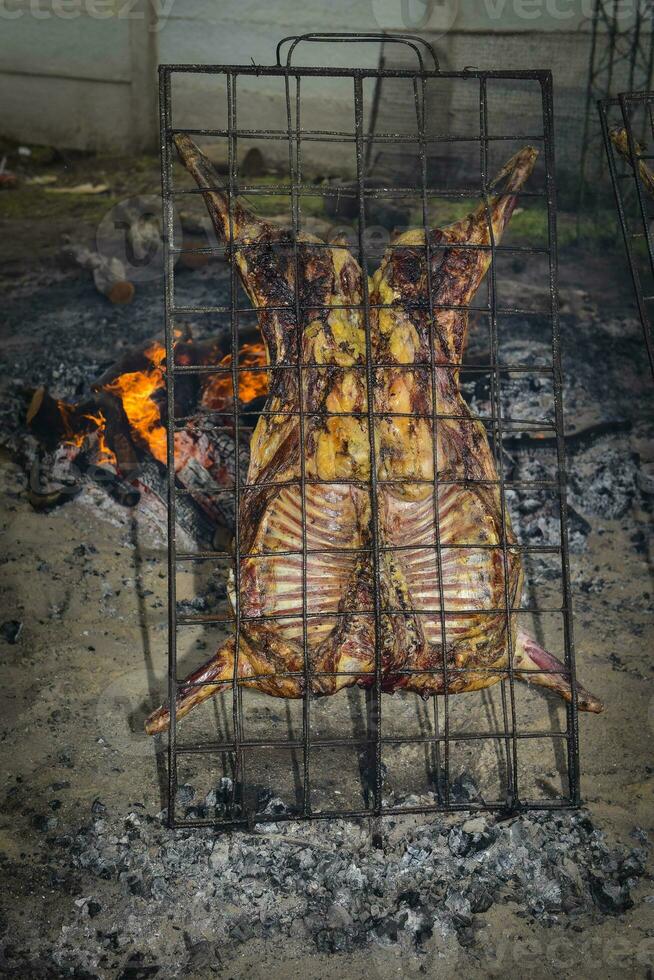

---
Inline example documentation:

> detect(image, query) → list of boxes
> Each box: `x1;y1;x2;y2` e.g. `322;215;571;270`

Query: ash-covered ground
1;204;653;977
15;803;650;977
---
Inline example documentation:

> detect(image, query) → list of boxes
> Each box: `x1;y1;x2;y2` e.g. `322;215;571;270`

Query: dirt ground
0;147;653;978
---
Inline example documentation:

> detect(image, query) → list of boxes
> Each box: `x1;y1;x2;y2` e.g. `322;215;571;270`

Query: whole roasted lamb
145;136;602;735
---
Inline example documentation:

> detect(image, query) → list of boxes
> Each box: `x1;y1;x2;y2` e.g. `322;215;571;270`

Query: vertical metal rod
227;71;246;815
602;103;654;378
578;0;602;227
542;74;581;803
284;69;313;816
479;75;519;807
606;0;619;98
413;73;451;803
645;10;654;101
621;92;654;280
498;680;512;797
481;141;514;791
354;73;385;820
159;67;178;828
432;696;443;803
364;38;386;175
628;3;642;93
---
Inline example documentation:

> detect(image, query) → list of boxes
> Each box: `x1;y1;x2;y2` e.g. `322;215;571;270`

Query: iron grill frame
159;34;581;832
599;89;654;378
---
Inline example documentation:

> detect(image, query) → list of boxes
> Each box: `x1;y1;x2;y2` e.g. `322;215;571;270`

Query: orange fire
61;407;117;467
57;338;267;475
106;342;168;464
84;411;117;466
202;342;269;412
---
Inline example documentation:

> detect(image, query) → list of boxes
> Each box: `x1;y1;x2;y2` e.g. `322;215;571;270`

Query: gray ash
12;798;643;975
569;443;641;520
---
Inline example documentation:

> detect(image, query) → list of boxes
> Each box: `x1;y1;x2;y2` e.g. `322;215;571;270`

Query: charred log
28;443;83;510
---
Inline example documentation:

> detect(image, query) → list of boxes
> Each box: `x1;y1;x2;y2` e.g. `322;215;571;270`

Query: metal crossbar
159;33;580;832
600;90;654;377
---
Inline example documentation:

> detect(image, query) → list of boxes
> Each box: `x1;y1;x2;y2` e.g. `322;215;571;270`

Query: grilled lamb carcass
145;137;602;735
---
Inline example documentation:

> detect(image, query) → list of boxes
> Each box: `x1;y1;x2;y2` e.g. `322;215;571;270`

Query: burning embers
203;343;270;413
25;333;268;530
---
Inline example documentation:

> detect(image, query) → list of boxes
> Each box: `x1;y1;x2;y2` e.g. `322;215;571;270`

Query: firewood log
65;243;135;304
92;391;141;476
26;386;71;448
28;444;83;510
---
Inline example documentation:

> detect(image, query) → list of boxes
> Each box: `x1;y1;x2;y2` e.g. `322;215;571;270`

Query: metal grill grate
600;90;654;378
158;33;583;832
579;0;654;226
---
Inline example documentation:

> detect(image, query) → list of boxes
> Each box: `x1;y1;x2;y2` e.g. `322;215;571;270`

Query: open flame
106;342;168;464
61;408;117;467
83;411;117;466
202;342;269;412
57;339;268;473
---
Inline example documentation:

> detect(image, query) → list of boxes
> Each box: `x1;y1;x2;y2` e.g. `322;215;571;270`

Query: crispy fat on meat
145;139;602;736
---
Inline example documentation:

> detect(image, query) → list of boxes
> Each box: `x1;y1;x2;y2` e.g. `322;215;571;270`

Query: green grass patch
0;185;122;224
239;175;327;218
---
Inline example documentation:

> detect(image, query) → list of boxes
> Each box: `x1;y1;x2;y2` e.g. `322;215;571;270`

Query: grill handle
275;32;440;72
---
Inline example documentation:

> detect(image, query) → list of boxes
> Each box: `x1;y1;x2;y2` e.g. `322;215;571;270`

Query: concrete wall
156;0;649;182
0;0;158;152
0;0;651;182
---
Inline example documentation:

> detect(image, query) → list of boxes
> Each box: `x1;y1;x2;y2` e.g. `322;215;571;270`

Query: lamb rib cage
158;35;585;831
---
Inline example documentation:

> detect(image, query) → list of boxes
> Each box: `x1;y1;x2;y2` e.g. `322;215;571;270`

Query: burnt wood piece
80;441;141;508
27;384;139;475
28;443;83;510
28;424;139;511
91;390;141;477
26;387;72;449
172;339;218;421
175;422;250;533
92;349;160;391
91;337;223;390
65;243;135;304
136;455;216;548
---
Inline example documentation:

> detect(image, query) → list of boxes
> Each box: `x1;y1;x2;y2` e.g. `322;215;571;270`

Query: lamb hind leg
514;630;604;713
144;637;253;735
